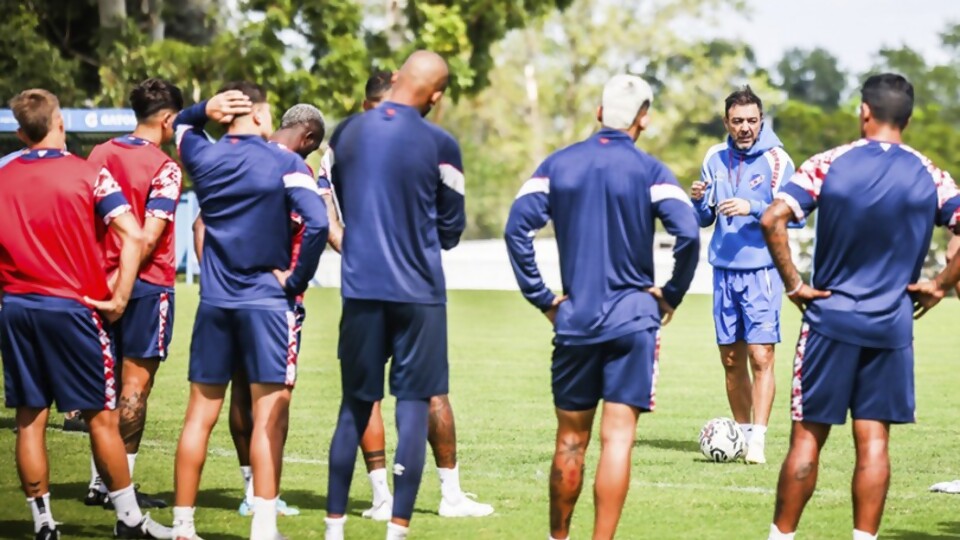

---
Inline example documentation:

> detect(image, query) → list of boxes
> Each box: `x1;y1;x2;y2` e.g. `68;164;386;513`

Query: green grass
2;286;960;539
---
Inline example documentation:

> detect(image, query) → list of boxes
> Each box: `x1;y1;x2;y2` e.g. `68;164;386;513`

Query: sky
729;0;957;73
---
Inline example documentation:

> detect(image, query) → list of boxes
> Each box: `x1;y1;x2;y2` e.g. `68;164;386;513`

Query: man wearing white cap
505;74;700;540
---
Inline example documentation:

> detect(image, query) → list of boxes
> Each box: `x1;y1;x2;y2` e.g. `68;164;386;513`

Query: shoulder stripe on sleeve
440;163;465;195
650;183;693;207
175;125;191;150
283;172;321;194
901;144;960;209
775;192;804;222
515;177;550;199
764;147;791;192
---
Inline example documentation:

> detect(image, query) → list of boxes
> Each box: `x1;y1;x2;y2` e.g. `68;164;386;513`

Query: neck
29;134;64;150
602;125;640;142
270;129;297;150
385;87;424;114
227;117;261;137
131;124;163;146
863;123;903;144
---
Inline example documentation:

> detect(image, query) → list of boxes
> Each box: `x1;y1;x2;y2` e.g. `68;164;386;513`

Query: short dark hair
130;78;184;121
216;81;267;104
861;73;914;129
365;70;393;101
724;85;763;117
9;88;59;144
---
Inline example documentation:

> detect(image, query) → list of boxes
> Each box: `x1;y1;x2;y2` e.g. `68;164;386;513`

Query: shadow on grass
0;520;112;540
885;521;960;539
633;438;700;453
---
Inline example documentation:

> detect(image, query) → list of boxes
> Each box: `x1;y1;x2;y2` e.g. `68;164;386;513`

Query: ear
430;90;443;106
860;102;871;121
390;71;399;85
596;106;603;124
638;109;650;131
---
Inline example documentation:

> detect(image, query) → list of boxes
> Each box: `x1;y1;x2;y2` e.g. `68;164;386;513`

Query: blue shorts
552;329;660;412
791;323;915;425
713;267;782;345
188;303;299;386
1;294;118;411
293;303;306;353
338;299;448;402
115;290;174;360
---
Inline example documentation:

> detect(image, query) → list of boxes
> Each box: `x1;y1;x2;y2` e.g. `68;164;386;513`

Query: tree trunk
145;0;165;42
98;0;127;28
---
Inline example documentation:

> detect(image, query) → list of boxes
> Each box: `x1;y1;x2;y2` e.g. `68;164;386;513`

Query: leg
720;342;752;424
360;400;387;472
772;421;831;533
248;383;292;500
327;396;375;517
16;407;51;499
428;394;456;468
118;357;159;456
229;368;254;468
550;408;595;540
593;402;640;540
392;398;431;527
747;344;776;428
173;383;227;507
851;420;890;535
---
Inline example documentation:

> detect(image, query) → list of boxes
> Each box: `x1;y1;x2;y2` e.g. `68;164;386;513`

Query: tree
775;47;847;110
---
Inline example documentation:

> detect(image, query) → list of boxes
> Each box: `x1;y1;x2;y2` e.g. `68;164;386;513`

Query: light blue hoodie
695;125;795;270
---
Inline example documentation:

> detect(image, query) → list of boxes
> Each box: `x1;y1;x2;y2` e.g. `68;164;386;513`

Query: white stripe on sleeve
439;163;465;195
515;177;550;199
775;192;805;221
283;172;321;194
650;183;693;207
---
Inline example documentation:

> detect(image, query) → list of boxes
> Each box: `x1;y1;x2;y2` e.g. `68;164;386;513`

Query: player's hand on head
648;286;675;325
82;295;126;324
690;181;708;201
717;197;750;217
543;295;568;325
206;90;253;124
786;283;831;313
907;280;947;319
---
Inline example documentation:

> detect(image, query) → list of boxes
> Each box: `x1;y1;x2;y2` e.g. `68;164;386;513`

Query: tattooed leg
772;421;831;534
550;407;596;539
118;358;160;454
16;407;51;498
428;394;457;469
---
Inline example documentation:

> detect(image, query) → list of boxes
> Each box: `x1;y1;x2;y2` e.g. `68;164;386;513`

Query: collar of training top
21;148;68;160
594;127;632;143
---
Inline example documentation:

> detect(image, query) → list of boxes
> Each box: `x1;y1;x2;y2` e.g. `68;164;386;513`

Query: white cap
601;74;654;130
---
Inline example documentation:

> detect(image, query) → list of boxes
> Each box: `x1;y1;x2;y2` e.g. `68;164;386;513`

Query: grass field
2;286;960;539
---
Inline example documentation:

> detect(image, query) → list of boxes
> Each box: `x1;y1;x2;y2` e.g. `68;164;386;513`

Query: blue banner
0;108;137;133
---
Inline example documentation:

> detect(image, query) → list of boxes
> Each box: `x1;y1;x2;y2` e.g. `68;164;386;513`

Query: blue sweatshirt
505;128;701;345
321;102;466;304
696;126;795;270
175;102;329;308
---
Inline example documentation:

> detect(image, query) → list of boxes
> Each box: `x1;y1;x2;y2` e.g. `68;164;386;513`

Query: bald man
320;51;467;540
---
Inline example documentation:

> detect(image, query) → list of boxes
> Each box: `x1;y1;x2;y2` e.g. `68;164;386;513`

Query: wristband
786;281;803;297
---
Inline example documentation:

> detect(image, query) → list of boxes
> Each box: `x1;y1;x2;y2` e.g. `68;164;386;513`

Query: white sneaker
745;440;766;464
438;493;494;517
324;517;346;540
930;480;960;493
361;499;392;521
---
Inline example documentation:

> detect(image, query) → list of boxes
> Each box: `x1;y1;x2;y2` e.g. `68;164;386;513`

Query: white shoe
438;493;494;517
745;440;766;464
930;480;960;493
361;499;392;521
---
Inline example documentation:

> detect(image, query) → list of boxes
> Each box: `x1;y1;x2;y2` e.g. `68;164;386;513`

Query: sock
27;494;55;533
240;465;254;504
127;453;138;477
369;468;392;505
173;506;196;536
326;397;374;515
324;516;346;540
853;530;877;540
768;524;795;540
740;423;754;445
392;399;429;521
753;425;768;444
89;455;100;488
250;497;278;539
386;522;409;540
549;536;569;540
437;463;463;503
110;484;144;527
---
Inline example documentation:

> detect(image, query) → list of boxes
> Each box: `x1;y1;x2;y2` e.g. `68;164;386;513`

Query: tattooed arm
760;200;830;312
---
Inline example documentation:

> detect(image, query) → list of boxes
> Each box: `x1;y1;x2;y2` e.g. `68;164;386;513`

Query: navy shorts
1;294;118;411
338;299;448;401
552;328;660;412
115;290;174;360
791;323;915;425
713;267;782;345
189;303;299;387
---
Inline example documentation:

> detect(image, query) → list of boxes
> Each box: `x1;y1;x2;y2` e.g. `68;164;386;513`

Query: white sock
325;516;346;540
110;484;144;527
753;425;768;444
549;536;569;540
173;506;196;538
90;455;108;493
127;453;138;477
438;463;463;502
740;423;754;445
369;468;392;505
250;497;278;539
768;524;795;540
240;466;253;503
853;530;877;540
27;494;55;533
386;522;409;540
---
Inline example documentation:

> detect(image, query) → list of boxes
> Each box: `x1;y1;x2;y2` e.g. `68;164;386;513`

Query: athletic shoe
35;525;60;540
745;440;766;465
930;480;960;494
360;498;392;521
237;498;301;516
438;493;494;517
84;485;109;507
62;413;88;433
104;486;168;509
114;514;173;539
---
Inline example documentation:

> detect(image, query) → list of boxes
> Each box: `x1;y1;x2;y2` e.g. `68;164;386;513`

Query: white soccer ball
699;417;745;463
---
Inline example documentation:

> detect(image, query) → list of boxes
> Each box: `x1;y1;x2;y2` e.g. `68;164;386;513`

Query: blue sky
730;0;957;72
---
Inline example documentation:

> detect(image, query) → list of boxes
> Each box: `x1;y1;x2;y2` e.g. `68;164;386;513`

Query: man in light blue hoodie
690;86;795;465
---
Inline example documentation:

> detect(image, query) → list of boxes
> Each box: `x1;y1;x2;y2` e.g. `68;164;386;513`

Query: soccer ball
699;417;745;463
